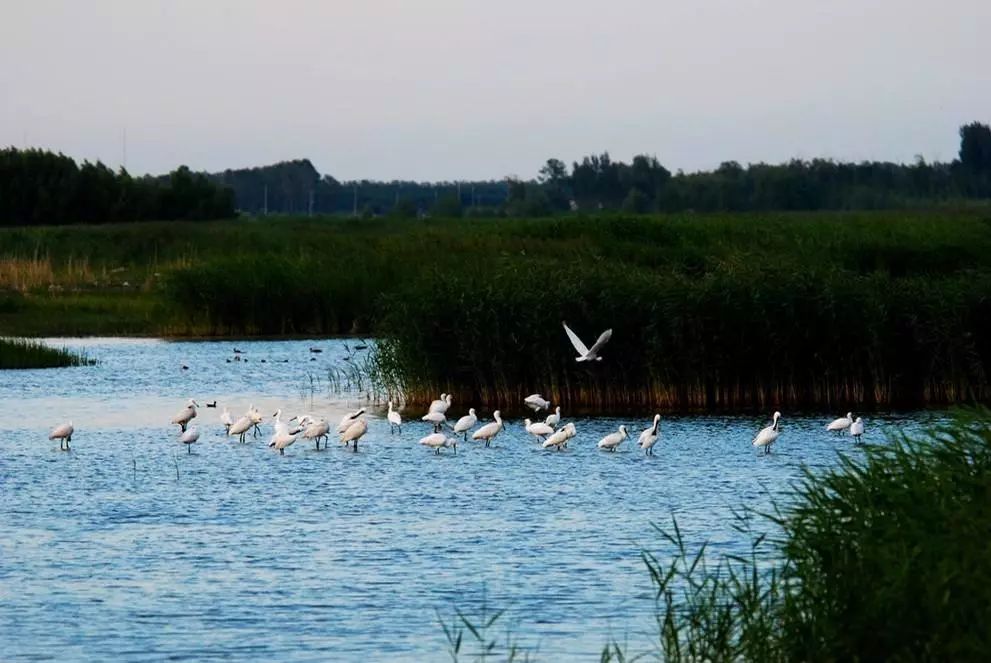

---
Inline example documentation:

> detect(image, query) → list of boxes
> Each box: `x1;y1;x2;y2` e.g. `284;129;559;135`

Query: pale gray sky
2;1;989;180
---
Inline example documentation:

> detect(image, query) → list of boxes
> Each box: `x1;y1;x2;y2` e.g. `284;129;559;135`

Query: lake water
0;338;946;660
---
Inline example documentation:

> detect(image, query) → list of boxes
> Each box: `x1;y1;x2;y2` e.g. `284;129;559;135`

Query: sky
1;1;989;181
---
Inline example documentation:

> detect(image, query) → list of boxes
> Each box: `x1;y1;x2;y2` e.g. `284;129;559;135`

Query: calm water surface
0;338;946;660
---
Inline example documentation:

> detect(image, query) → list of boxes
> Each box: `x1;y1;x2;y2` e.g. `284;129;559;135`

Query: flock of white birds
43;322;868;455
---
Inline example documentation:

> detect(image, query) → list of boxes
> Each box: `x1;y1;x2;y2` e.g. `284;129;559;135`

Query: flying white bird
219;406;234;434
179;427;200;453
562;322;613;362
542;422;576;450
337;408;366;433
524;394;550;412
422;411;447;433
753;411;782;454
826;412;853;434
387;401;402;433
472;410;503;447
428;393;452;415
597;425;629;451
171;399;198;432
340;417;368;452
638;414;661;455
524;418;555;441
49;421;74;450
452;408;478;440
850;416;865;444
419;433;457;454
544;406;562;428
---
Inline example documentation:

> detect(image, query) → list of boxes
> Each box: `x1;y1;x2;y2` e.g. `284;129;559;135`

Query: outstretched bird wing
562;322;590;356
588;329;613;355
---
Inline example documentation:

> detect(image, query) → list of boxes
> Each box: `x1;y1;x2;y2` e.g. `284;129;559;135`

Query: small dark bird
233;348;243;354
309;347;322;353
206;401;217;408
310;357;316;361
181;365;189;370
282;359;289;363
226;359;232;363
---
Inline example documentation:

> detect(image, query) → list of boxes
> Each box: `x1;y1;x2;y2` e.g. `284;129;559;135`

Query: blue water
0;338;945;660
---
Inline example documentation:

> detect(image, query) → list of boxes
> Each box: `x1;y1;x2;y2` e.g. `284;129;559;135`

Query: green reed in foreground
444;411;991;661
0;337;91;369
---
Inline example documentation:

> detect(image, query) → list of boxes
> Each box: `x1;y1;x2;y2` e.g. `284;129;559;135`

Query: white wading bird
542;422;576;450
597;425;628;452
562;322;613;362
753;411;782;454
340;417;368;452
452;408;478;440
270;428;298;455
387;401;403;434
638;414;661;455
248;404;263;437
219;406;234;434
228;413;253;443
544;406;562;428
428;393;452;415
850;416;865;444
337;408;365;433
301;418;330;450
472;410;503;447
171;399;198;433
179;427;200;453
422;411;447;433
49;421;74;450
524;394;550;412
419;433;457;454
827;412;853;434
524;418;555;442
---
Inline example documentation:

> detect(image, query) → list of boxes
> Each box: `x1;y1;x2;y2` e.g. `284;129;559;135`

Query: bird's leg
187;444;191;454
280;448;284;456
352;440;358;452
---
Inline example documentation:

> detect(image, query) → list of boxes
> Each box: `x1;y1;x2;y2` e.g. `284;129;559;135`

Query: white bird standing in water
171;399;198;433
248;404;263;437
472;410;503;447
419;433;457;454
562;322;613;362
300;418;330;450
544;406;562;428
429;393;452;415
49;421;74;450
597;425;629;451
340;417;368;452
337;408;365;433
542;422;576;450
387;401;403;434
422;411;447;433
452;408;478;440
850;416;865;444
524;418;554;442
228;413;253;443
524;394;550;412
270;429;297;455
219;406;234;434
827;412;853;434
179;427;200;453
753;411;782;454
638;414;661;455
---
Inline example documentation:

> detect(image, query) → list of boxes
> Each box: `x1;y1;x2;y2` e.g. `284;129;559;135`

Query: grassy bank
443;411;991;661
2;211;991;408
0;338;90;369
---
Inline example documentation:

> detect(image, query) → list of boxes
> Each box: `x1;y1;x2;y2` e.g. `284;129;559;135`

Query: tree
621;187;651;213
959;122;991;173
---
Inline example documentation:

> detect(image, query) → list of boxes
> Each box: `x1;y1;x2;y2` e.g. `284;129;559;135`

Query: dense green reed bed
2;211;991;407
0;337;90;369
445;412;991;661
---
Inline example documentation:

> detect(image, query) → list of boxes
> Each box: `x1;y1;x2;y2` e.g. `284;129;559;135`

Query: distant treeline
213;122;991;217
0;148;234;226
3;122;990;225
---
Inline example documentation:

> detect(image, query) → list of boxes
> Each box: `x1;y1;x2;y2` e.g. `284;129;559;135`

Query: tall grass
3;212;991;408
0;338;91;368
448;411;991;660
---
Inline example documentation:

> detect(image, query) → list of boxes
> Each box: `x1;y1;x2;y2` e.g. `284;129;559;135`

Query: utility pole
122;127;127;171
